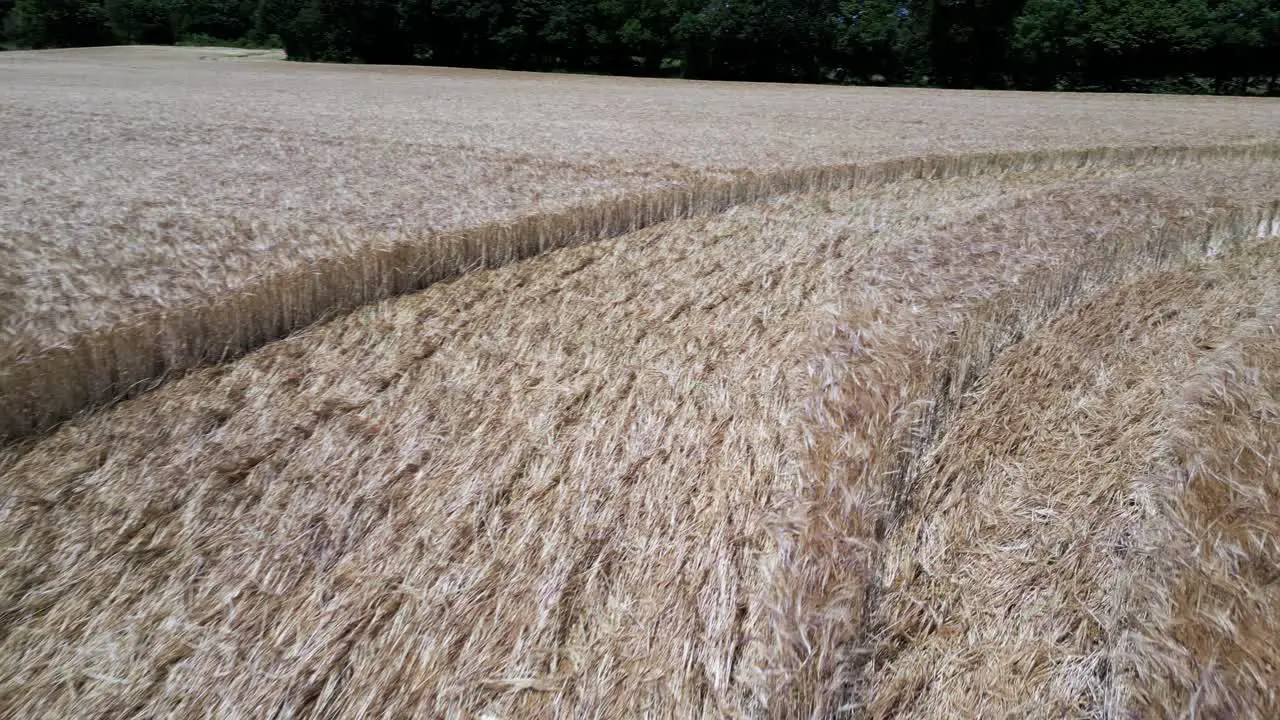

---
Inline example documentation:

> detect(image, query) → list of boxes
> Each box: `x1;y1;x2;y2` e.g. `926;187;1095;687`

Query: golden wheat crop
3;130;1278;720
5;47;1280;438
846;237;1280;718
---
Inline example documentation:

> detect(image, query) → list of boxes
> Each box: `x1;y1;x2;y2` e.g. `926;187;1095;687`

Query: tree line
3;0;1278;93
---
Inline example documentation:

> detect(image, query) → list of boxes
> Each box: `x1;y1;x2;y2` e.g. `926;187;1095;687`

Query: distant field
2;46;1280;718
4;48;1280;360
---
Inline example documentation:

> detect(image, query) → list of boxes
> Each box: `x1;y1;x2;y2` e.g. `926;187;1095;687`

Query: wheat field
2;47;1280;718
5;47;1280;437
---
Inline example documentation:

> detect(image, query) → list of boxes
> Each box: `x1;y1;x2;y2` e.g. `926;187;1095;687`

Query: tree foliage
3;0;1278;95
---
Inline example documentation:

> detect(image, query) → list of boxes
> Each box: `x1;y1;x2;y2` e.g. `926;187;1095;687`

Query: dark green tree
2;0;15;44
6;0;1273;94
1079;0;1211;89
422;0;505;66
8;0;115;46
1198;0;1280;92
539;0;597;69
1011;0;1084;88
834;0;924;82
278;0;408;62
925;0;1027;88
1264;0;1280;92
105;0;177;43
594;0;682;73
673;0;837;81
175;0;259;42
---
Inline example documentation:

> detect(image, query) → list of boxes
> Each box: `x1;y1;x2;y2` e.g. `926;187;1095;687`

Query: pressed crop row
3;143;1278;440
759;199;1280;715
